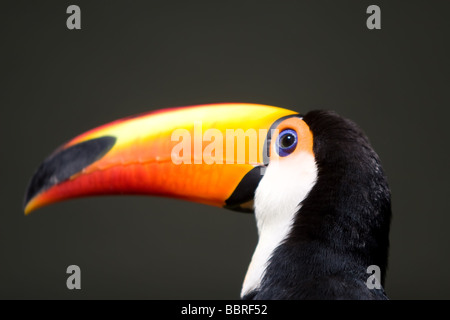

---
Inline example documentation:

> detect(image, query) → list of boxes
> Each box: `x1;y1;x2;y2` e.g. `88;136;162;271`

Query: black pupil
280;133;294;148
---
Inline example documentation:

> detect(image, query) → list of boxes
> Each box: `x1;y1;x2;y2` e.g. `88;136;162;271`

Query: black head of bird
24;103;391;299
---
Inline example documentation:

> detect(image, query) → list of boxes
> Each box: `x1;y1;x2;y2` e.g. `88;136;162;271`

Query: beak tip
23;175;40;215
23;195;46;215
23;203;32;216
22;135;117;216
23;194;35;215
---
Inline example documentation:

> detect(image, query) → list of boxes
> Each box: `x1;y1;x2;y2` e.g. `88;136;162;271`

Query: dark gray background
1;1;449;299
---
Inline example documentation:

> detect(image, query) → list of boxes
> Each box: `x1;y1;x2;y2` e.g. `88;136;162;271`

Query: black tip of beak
24;136;116;209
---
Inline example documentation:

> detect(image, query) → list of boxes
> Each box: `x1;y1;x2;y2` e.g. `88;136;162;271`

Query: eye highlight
276;129;298;157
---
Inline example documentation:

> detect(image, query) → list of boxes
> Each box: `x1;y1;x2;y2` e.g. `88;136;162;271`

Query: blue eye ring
276;129;298;157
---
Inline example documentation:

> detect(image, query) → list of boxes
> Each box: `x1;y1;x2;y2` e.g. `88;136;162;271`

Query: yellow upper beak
24;103;298;215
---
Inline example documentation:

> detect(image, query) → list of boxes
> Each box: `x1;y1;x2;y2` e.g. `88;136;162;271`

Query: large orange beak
24;103;298;215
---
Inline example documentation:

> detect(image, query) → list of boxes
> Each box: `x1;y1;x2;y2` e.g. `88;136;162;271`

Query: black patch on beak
224;166;264;213
24;136;116;208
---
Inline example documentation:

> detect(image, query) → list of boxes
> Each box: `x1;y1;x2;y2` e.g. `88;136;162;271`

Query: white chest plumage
241;151;318;297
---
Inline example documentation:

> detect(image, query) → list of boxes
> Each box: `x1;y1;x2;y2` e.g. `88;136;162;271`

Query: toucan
23;103;391;300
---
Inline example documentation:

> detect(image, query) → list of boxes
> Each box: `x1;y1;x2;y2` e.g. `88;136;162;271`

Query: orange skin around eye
270;117;314;161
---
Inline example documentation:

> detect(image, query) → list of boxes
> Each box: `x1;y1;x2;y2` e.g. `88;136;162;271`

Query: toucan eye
276;129;298;157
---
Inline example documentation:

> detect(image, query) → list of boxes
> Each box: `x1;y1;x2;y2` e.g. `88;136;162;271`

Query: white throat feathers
241;151;318;297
